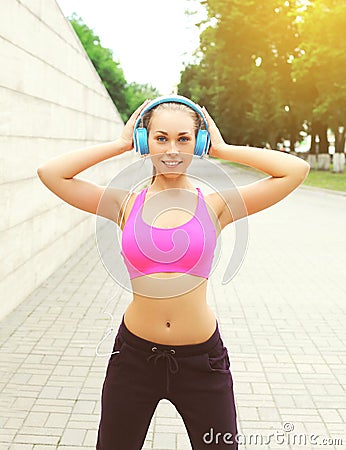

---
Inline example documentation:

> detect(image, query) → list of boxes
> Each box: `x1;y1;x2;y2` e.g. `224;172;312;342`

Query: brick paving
1;164;345;449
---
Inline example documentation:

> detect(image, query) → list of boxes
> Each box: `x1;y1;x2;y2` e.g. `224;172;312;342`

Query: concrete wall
0;0;135;320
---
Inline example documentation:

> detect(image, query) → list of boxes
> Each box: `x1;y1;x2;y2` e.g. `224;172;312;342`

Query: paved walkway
1;164;345;450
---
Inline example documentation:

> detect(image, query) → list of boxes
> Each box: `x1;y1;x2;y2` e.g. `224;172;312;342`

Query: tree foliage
292;0;346;129
178;0;346;150
69;13;159;121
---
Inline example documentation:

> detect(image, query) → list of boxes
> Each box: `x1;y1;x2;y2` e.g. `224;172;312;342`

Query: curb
299;183;346;197
216;160;346;197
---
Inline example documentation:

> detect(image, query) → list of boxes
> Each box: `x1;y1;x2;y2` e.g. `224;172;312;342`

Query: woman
37;96;310;450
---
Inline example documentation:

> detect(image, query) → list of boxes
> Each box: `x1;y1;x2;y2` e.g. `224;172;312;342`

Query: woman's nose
167;142;179;154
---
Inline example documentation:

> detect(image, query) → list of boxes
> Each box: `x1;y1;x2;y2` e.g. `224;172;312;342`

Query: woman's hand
118;99;151;152
201;106;226;156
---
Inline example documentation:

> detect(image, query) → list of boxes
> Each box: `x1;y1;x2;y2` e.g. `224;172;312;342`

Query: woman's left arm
202;107;310;221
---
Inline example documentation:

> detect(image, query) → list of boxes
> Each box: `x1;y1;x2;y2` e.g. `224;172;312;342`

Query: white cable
95;155;148;357
95;288;121;357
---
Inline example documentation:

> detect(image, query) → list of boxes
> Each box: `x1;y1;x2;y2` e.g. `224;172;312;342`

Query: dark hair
141;102;203;185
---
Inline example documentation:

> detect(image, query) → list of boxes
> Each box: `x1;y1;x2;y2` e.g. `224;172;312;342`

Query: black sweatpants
96;315;238;449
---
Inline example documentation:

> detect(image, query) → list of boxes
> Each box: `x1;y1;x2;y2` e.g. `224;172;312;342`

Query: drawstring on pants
147;346;179;393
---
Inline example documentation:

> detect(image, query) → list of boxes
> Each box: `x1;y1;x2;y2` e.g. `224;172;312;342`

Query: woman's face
147;109;196;178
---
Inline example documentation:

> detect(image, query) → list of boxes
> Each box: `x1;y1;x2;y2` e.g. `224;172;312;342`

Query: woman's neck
149;175;195;192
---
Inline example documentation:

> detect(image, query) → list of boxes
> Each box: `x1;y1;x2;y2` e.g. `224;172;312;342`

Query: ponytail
150;165;157;185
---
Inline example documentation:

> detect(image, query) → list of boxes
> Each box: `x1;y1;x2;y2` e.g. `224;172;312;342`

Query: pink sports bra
120;186;217;280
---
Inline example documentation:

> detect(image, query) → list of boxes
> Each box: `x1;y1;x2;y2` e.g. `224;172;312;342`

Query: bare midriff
123;272;217;345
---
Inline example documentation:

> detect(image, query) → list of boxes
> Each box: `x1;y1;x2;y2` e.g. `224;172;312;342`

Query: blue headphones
133;95;211;158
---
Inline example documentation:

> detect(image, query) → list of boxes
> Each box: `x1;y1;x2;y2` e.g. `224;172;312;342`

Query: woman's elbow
299;161;310;182
37;166;45;180
36;166;57;187
289;161;310;189
37;166;49;182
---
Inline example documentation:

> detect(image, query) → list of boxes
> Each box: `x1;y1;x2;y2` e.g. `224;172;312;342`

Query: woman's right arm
37;138;130;222
37;100;150;223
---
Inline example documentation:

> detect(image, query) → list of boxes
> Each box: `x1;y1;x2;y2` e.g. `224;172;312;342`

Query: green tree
69;13;129;120
69;13;159;121
125;82;160;113
179;0;302;147
291;0;346;154
179;0;346;154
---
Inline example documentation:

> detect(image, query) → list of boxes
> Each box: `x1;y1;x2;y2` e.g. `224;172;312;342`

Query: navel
166;321;171;328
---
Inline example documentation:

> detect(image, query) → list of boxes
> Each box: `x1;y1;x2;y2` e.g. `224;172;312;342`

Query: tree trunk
267;131;276;150
333;127;345;173
318;123;329;154
307;122;317;169
315;122;330;170
309;122;317;155
288;109;297;153
335;127;345;153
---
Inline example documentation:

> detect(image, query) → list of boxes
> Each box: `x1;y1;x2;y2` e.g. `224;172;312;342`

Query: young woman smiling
37;96;310;450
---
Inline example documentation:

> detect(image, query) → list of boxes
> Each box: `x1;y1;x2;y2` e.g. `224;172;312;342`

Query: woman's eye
156;136;190;143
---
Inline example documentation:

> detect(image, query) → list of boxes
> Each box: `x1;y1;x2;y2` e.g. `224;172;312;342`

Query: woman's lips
162;161;182;166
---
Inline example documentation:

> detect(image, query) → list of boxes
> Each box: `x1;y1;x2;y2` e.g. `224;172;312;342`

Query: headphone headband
133;95;210;157
134;95;209;131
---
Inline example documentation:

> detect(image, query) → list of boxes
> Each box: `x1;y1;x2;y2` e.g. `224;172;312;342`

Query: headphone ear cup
194;130;209;156
135;128;149;156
